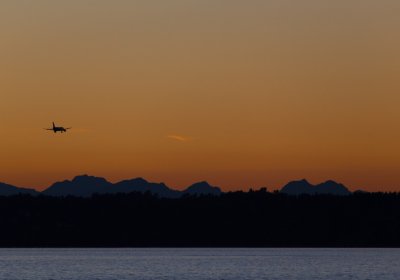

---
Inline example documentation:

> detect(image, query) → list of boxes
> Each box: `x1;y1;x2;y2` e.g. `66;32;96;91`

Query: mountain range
0;175;352;197
0;182;38;196
280;179;351;195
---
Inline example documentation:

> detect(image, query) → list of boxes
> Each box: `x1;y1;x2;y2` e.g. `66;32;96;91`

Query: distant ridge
42;175;221;198
280;179;351;196
43;175;112;197
113;178;181;198
0;176;352;197
0;182;38;196
280;179;313;195
183;181;222;196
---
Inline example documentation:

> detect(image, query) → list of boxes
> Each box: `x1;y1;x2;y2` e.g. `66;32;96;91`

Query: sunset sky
1;1;400;192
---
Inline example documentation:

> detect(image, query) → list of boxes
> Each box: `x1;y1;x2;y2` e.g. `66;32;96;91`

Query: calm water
0;248;398;280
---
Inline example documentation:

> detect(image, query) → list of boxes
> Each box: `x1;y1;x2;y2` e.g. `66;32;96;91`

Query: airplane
44;122;72;133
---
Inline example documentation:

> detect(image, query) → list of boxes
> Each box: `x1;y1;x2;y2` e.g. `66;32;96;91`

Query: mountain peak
184;181;222;195
281;179;314;195
72;175;109;183
315;180;350;195
293;179;313;186
281;179;350;196
112;178;179;198
121;177;148;185
44;175;111;197
321;179;341;185
190;181;212;187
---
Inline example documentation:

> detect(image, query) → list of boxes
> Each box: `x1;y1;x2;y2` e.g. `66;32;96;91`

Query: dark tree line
0;190;400;247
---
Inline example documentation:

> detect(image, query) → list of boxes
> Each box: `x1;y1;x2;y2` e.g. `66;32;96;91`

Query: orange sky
1;1;400;192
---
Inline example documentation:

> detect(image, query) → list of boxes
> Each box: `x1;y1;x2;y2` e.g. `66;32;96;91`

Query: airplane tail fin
52;122;55;128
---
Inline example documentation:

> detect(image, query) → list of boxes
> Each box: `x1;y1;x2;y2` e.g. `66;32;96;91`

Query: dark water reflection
0;248;398;280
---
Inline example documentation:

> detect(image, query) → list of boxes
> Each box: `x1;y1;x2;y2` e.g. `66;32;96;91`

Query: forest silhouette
1;190;400;247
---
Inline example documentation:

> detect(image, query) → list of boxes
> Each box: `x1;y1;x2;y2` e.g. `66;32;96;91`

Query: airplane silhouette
44;122;71;133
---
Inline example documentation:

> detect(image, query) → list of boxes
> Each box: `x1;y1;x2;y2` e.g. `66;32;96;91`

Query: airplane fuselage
45;122;71;133
52;127;67;133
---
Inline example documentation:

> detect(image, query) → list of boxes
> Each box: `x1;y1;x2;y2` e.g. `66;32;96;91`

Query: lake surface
0;248;398;280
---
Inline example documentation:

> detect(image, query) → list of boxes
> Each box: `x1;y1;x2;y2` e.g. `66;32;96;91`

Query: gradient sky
1;1;400;192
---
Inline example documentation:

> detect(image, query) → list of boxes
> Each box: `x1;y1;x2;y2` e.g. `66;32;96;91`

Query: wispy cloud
167;134;190;142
